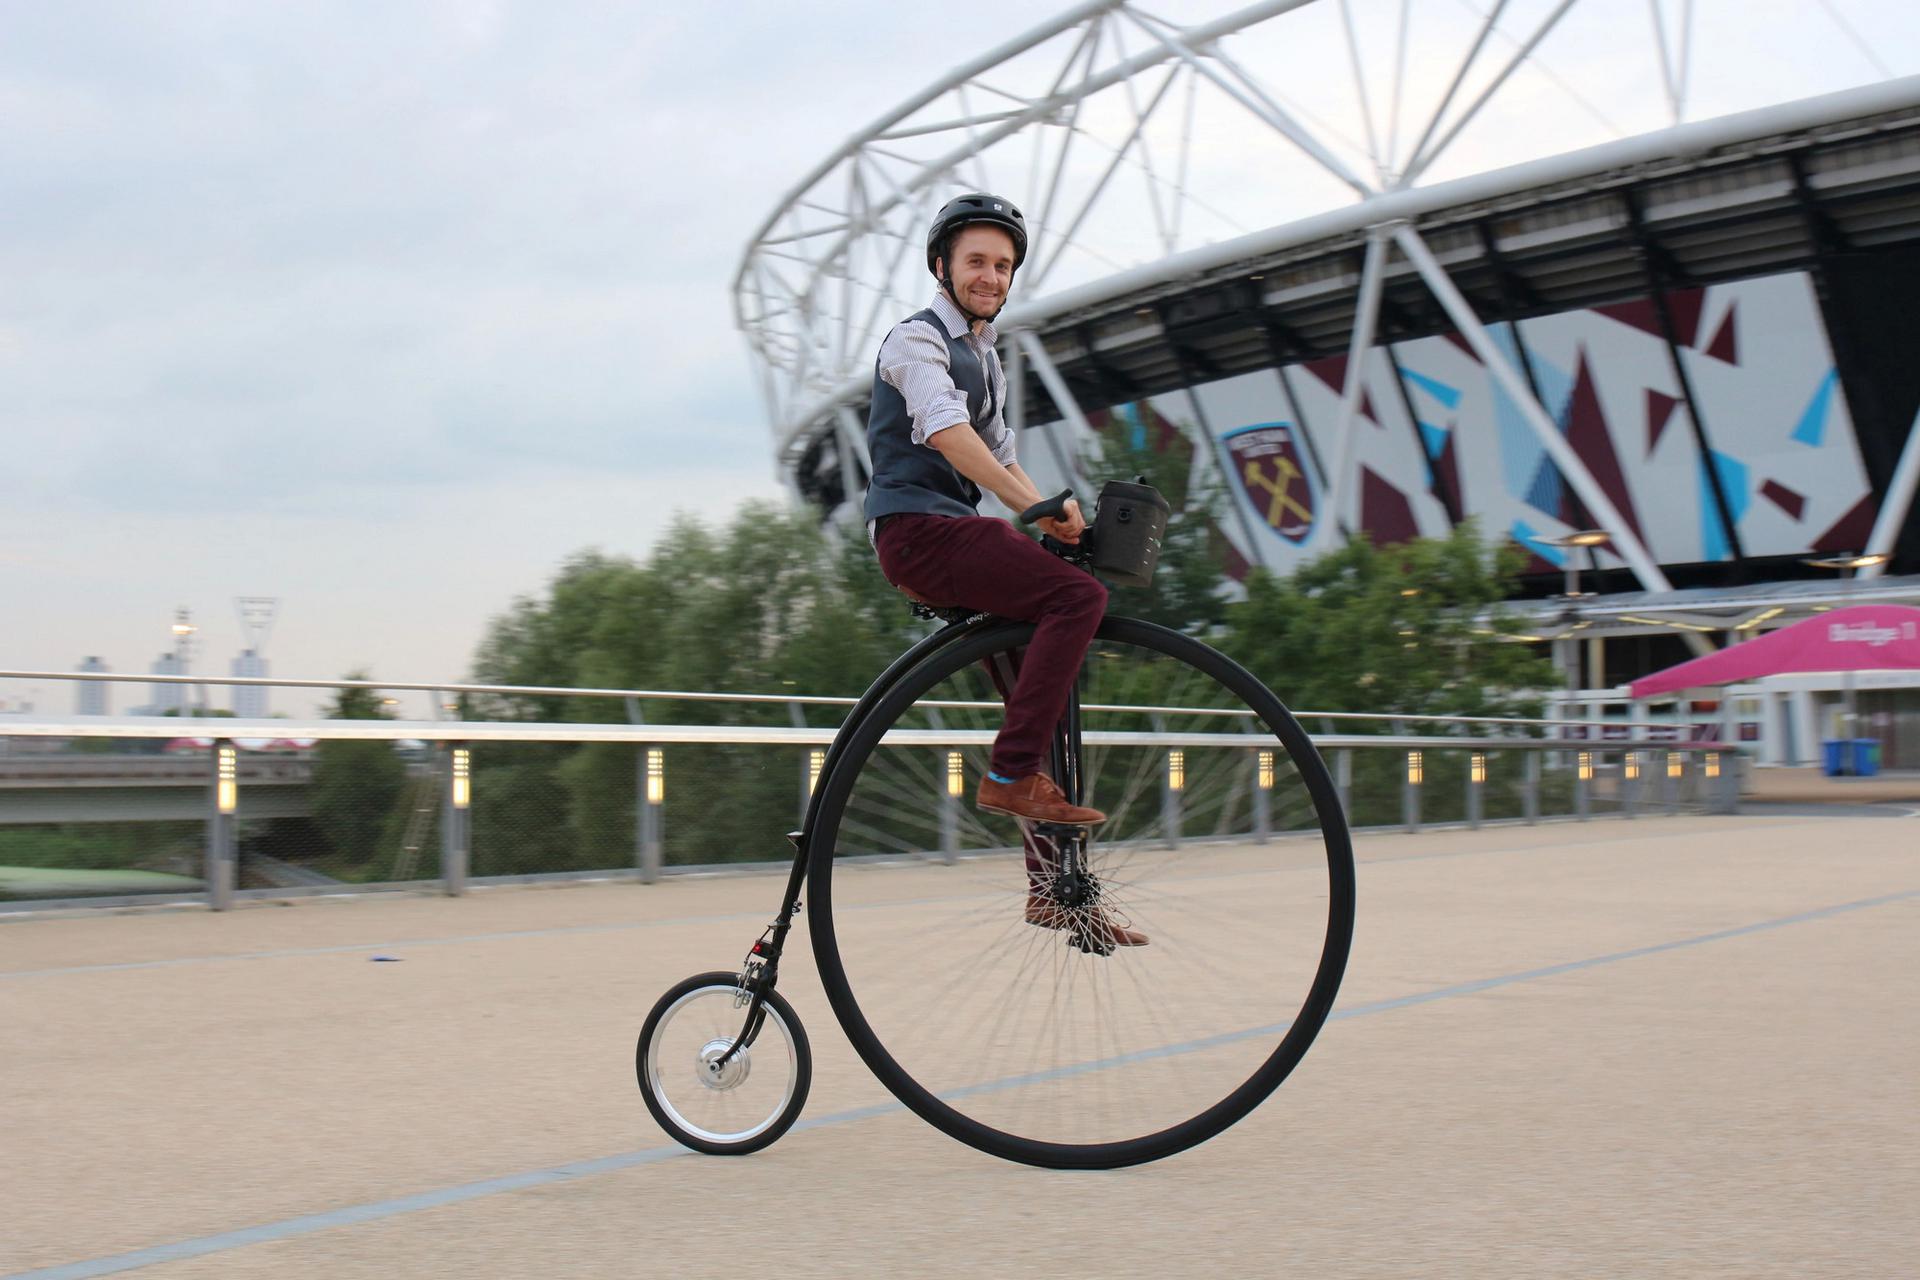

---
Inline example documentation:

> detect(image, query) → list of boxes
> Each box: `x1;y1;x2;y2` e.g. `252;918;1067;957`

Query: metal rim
644;984;801;1145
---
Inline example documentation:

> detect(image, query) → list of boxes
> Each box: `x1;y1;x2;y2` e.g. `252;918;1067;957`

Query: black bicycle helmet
925;193;1028;277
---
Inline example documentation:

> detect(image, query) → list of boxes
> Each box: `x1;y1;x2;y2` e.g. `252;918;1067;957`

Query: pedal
785;830;806;850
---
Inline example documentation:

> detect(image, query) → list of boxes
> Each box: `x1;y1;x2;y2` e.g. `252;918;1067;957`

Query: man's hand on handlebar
1035;499;1086;545
1018;489;1086;544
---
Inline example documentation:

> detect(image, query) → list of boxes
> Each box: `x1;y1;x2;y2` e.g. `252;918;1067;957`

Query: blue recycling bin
1821;739;1847;776
1824;738;1882;776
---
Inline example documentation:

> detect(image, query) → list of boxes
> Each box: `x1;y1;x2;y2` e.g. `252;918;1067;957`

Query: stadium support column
1007;333;1084;497
1158;311;1270;571
834;407;873;517
1319;229;1390;543
1393;225;1673;595
1859;402;1920;579
1015;332;1093;497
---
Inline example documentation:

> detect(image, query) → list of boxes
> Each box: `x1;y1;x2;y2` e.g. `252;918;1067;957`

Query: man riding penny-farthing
637;194;1355;1170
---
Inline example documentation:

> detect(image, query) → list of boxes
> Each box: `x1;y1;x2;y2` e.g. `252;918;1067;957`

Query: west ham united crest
1224;423;1315;544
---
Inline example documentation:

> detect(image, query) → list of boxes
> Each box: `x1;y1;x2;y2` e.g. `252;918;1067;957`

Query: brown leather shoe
1025;894;1149;947
976;773;1107;825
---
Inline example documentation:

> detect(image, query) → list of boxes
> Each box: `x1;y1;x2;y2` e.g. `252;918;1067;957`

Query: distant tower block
232;597;279;718
231;649;269;718
149;651;186;714
76;656;110;716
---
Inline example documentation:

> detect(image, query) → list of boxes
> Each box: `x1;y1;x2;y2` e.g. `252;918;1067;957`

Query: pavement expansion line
7;884;1916;1280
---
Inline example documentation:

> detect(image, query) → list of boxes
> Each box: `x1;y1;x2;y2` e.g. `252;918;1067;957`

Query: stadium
735;0;1920;768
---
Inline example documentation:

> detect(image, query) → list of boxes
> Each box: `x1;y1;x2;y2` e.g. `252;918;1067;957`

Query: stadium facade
736;1;1920;766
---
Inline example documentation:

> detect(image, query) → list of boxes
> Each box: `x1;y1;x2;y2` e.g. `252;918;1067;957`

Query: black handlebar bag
1088;480;1172;588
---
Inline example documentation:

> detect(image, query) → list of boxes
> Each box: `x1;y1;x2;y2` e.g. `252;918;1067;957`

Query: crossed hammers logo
1243;455;1312;528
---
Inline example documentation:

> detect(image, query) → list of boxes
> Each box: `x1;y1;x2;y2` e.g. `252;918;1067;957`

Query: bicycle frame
719;535;1106;1064
717;607;996;1065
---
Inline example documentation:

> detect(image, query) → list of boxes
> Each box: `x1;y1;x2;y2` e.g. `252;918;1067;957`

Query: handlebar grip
1019;489;1074;526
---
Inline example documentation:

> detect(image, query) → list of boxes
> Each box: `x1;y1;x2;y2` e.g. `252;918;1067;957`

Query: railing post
1718;751;1742;814
638;747;664;883
1336;748;1352;821
941;750;961;865
206;740;237;911
1252;748;1272;844
443;744;470;896
1403;749;1423;833
1623;749;1640;819
1664;750;1682;815
1163;748;1184;849
1524;750;1541;824
793;702;816;828
1576;749;1592;821
1467;751;1485;830
803;748;824;828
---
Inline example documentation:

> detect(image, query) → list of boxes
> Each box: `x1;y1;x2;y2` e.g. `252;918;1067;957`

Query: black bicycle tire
806;616;1356;1170
636;970;813;1156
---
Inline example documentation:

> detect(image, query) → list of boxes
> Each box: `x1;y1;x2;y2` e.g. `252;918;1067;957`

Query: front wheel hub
696;1038;751;1091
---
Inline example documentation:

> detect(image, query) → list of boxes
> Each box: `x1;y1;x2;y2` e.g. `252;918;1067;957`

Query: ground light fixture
216;744;238;814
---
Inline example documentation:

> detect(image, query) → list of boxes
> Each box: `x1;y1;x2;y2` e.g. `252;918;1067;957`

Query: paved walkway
1744;764;1920;805
2;812;1915;1278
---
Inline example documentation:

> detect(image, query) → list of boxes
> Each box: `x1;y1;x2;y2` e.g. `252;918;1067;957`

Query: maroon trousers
874;513;1108;779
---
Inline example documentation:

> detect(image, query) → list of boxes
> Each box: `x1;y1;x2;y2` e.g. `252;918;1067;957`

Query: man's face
941;224;1016;317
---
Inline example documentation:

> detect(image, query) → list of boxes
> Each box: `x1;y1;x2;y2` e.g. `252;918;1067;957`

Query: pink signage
1629;605;1920;699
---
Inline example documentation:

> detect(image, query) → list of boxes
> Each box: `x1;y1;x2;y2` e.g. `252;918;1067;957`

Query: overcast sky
2;0;1068;715
4;1;1914;718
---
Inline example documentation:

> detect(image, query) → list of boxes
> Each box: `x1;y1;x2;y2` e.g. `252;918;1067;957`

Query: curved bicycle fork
712;609;998;1068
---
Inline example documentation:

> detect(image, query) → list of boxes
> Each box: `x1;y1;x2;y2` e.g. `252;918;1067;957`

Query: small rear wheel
637;971;811;1155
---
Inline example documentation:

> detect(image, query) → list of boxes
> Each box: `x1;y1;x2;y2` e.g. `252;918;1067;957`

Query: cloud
5;0;1915;689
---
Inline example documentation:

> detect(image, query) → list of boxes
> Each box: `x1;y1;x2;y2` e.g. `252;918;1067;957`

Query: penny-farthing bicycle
637;480;1355;1170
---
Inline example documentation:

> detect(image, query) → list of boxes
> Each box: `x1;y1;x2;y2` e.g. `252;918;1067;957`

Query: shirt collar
929;292;996;345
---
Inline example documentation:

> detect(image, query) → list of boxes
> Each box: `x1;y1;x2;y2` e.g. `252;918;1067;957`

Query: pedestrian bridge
0;755;315;824
2;807;1913;1278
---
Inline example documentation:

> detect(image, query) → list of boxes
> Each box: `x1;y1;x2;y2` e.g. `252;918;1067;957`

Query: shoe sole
976;802;1107;826
1023;915;1149;946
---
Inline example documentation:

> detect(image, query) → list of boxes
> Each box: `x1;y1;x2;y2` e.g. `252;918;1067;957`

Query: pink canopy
1629;604;1920;700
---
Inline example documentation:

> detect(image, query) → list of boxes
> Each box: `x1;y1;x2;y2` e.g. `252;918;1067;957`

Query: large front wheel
807;617;1354;1169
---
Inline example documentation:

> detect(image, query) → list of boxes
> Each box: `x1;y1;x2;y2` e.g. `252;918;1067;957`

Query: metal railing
0;670;1742;913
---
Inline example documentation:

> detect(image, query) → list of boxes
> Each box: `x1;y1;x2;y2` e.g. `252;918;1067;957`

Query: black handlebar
1019;489;1074;526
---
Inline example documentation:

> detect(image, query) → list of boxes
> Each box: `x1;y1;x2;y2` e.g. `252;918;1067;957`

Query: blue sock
988;771;1017;784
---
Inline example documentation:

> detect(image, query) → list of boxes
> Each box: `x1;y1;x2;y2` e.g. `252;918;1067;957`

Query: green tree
308;677;406;869
464;505;925;869
1219;521;1552;722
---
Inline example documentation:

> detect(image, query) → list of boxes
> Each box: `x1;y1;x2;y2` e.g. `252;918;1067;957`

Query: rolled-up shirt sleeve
878;322;972;447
